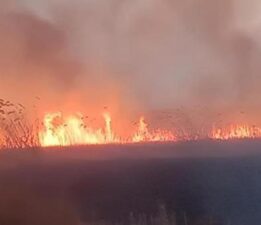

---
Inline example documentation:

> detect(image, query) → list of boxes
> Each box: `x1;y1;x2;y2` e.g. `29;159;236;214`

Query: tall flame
39;112;177;147
1;98;261;149
39;113;115;146
39;112;261;147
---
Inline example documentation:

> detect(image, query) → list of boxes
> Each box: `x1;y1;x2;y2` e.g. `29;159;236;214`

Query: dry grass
0;99;40;149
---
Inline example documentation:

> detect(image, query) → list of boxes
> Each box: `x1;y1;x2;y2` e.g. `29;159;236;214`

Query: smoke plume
0;0;261;121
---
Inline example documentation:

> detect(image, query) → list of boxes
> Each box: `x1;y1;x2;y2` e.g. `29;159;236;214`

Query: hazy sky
1;0;261;114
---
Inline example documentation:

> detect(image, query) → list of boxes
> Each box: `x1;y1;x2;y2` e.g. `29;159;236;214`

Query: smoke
0;1;80;109
0;0;261;118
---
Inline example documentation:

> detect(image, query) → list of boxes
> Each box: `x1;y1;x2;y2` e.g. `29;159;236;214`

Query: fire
39;112;119;146
38;113;261;147
1;97;261;149
39;112;177;147
132;117;176;142
211;124;261;140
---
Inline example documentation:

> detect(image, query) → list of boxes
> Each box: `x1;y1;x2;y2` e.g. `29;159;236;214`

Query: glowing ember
210;124;261;140
39;112;177;147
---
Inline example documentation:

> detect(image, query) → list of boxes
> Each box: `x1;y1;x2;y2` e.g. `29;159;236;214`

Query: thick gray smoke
0;0;261;117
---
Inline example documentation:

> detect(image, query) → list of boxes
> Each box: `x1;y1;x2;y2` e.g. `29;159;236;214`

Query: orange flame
37;113;261;147
210;124;261;140
39;112;177;147
132;117;176;142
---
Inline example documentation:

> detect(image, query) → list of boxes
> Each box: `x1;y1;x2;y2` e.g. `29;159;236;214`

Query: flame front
39;112;177;147
2;99;261;149
39;112;261;147
211;124;261;140
132;117;176;142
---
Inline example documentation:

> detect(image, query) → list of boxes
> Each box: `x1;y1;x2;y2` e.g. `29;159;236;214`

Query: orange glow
2;104;261;149
39;112;261;147
39;112;177;147
210;124;261;140
132;117;176;142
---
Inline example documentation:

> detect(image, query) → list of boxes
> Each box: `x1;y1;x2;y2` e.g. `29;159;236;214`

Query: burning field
0;99;261;149
1;0;261;151
1;0;261;224
1;0;261;150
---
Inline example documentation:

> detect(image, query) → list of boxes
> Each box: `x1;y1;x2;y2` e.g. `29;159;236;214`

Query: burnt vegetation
1;148;260;225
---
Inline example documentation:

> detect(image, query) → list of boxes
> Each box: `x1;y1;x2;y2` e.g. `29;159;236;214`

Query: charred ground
0;140;261;225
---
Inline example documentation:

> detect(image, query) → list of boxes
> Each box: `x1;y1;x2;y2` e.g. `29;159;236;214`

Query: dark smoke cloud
0;3;83;107
0;0;260;118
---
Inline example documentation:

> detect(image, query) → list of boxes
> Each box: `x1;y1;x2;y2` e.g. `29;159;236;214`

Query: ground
0;140;260;225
